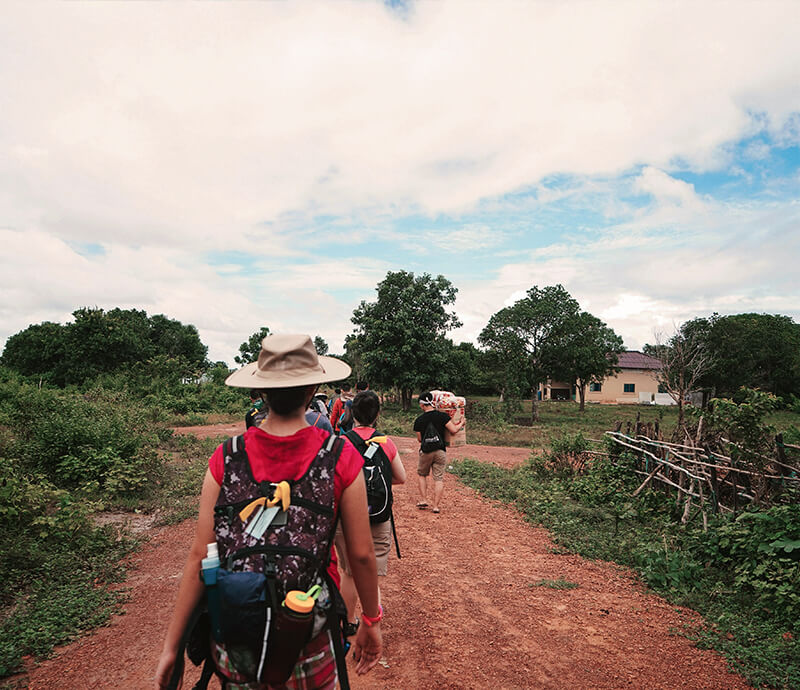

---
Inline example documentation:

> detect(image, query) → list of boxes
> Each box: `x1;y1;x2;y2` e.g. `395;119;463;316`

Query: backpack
203;433;351;688
344;430;393;524
245;401;268;429
309;397;328;417
420;417;445;453
337;399;353;432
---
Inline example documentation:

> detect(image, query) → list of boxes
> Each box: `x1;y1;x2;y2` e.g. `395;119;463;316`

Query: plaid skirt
212;631;337;690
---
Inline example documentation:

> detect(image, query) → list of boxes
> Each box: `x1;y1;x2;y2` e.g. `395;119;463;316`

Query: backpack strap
343;429;369;456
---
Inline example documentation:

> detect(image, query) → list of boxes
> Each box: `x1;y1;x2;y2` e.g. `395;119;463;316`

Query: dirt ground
20;423;749;689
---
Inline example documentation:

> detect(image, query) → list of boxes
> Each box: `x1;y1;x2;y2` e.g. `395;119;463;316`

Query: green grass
0;428;218;679
380;398;680;452
528;578;579;590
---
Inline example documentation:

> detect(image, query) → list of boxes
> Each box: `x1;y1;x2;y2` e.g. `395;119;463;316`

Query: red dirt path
21;423;749;689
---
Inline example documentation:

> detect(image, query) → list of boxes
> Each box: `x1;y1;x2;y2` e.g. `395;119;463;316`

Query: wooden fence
601;423;800;530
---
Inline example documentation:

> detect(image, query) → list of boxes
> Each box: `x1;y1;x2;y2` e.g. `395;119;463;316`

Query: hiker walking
413;391;465;514
245;388;268;429
330;383;354;433
154;334;383;689
335;390;406;636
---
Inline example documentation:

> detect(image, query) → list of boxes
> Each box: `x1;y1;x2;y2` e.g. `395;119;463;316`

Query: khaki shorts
334;519;392;577
417;449;447;482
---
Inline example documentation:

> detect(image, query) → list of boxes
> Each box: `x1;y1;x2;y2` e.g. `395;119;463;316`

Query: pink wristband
361;605;383;627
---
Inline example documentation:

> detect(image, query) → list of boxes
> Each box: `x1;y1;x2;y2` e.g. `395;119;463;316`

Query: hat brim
225;355;352;389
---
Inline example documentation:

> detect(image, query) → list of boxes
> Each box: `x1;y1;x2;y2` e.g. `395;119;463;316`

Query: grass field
380;396;800;451
176;396;800;454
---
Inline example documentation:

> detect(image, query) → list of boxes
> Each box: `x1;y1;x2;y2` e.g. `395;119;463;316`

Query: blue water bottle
201;542;222;641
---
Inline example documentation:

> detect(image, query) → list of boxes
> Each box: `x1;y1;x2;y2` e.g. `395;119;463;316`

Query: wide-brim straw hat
225;334;351;389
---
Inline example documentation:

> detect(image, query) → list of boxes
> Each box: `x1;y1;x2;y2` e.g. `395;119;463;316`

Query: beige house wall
585;369;660;404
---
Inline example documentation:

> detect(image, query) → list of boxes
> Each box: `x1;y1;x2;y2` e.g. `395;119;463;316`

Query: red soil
20;423;749;689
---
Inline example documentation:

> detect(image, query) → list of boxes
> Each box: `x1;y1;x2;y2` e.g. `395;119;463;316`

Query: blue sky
1;1;799;365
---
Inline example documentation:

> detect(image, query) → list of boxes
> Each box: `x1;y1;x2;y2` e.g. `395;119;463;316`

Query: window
590;382;602;392
658;384;667;393
623;383;635;393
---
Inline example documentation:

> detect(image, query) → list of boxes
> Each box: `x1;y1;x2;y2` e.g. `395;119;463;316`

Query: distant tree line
3;281;798;420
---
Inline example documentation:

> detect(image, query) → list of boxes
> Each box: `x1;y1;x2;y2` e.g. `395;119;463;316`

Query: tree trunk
401;387;412;411
578;382;586;412
531;384;539;423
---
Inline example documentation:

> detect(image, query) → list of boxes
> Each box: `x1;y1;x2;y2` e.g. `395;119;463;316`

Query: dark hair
249;389;262;400
419;391;433;405
356;380;368;392
334;388;341;395
352;390;380;426
264;386;312;416
342;383;352;392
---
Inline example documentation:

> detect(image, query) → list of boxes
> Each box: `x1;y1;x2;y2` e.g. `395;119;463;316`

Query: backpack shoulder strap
343;429;368;456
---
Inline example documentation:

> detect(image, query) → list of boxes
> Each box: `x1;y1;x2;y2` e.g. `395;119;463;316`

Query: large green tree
1;308;208;386
554;312;624;411
234;327;272;365
350;271;462;410
699;313;800;399
479;284;580;422
648;312;800;403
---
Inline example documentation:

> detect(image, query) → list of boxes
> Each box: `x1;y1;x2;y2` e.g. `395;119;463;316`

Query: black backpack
420;418;445;453
345;430;393;524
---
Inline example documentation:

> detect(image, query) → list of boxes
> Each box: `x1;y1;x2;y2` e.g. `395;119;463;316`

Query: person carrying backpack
245;389;269;429
412;391;465;514
334;391;406;636
330;383;354;433
154;334;383;690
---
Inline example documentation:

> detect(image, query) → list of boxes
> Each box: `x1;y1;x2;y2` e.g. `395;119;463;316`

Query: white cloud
1;2;799;363
451;172;800;349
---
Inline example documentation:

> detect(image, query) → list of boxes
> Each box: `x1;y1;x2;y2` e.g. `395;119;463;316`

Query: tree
235;327;272;365
2;308;209;386
1;321;69;385
651;326;712;433
479;285;580;422
350;271;462;410
692;313;800;400
147;314;208;370
313;336;329;356
555;312;624;412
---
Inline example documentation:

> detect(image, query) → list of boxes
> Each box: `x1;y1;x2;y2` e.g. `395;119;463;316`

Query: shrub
1;383;163;500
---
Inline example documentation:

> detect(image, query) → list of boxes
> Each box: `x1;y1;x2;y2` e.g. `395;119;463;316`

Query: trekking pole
390;511;401;558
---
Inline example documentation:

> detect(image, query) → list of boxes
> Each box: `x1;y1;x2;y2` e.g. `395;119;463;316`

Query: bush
0;461;132;675
0;383;164;500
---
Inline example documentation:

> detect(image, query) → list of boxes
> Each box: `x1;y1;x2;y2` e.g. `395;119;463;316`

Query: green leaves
349;271;461;406
235;326;272;365
1;308;209;386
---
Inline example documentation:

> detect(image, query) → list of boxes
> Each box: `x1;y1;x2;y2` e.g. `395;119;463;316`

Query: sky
1;1;799;366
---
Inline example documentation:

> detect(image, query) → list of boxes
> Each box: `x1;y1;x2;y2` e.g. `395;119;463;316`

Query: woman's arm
154;470;220;689
387;445;406;485
338;473;382;675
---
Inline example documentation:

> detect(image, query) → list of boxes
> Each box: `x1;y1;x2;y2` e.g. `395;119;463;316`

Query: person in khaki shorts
413;391;465;514
335;390;406;637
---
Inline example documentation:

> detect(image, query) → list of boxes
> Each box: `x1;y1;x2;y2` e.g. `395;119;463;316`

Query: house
540;350;665;404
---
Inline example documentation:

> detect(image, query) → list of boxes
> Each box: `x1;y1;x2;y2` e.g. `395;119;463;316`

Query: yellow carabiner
266;480;292;511
239;497;266;522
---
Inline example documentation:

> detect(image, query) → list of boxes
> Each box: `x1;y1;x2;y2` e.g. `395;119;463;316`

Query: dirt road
22;424;748;689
